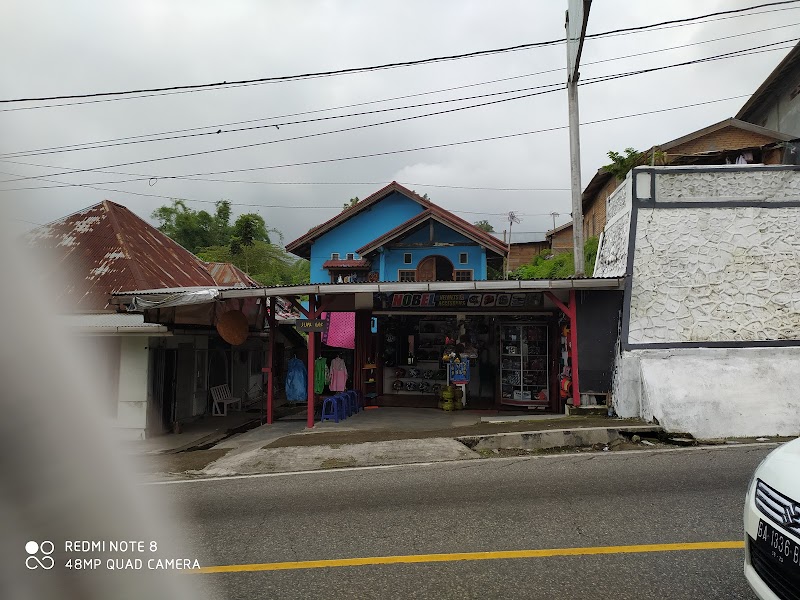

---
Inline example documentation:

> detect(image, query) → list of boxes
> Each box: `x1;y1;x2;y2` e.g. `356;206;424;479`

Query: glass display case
499;322;549;407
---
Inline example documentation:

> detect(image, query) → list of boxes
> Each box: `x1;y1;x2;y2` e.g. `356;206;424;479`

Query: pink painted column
265;297;276;424
568;289;581;408
306;294;316;428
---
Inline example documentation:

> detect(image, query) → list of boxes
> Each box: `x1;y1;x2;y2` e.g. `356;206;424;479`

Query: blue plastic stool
345;390;359;414
321;396;340;423
337;393;348;420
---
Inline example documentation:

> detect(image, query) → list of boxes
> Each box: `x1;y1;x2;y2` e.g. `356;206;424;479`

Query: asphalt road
154;445;772;600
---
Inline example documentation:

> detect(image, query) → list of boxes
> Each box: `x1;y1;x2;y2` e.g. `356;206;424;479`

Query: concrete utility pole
566;0;591;276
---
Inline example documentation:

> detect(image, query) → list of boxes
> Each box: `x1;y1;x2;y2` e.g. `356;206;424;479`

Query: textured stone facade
606;180;628;220
628;205;800;343
655;168;800;202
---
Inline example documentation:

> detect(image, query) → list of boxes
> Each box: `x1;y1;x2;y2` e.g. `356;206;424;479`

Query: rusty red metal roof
203;261;260;287
322;259;371;269
26;200;219;311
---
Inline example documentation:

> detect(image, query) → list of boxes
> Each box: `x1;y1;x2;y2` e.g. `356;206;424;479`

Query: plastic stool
343;391;356;416
337;393;348;420
346;390;359;414
321;396;340;423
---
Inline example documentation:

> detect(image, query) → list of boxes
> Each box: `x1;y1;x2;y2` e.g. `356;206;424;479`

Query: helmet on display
432;383;442;395
392;380;404;391
405;381;417;391
385;332;396;344
394;368;406;378
422;370;434;379
408;368;420;378
419;381;432;393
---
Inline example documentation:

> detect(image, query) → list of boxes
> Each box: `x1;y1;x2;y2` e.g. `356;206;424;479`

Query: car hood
756;437;800;501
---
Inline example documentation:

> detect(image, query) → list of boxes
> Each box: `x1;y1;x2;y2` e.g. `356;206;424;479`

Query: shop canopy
112;277;626;309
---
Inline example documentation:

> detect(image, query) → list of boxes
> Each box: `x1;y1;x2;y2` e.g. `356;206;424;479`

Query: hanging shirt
329;357;349;392
285;357;307;402
314;357;329;394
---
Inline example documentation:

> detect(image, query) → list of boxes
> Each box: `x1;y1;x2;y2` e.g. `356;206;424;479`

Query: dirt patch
320;457;357;469
263;416;651;449
140;449;230;474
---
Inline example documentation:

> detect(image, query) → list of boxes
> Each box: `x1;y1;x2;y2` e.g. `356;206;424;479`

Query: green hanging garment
314;357;329;394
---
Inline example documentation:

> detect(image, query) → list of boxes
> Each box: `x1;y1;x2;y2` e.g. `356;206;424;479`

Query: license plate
756;519;800;572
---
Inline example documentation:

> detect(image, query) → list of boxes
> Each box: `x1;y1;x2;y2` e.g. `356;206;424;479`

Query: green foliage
473;220;495;233
602;147;666;180
197;242;310;286
151;199;233;253
512;237;599;279
342;197;359;210
602;148;642;180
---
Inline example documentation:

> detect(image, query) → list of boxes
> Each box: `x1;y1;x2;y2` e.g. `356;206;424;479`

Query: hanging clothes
329;356;349;392
314;357;329;394
285;357;307;402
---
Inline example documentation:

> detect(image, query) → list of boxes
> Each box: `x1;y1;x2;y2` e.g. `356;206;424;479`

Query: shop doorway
417;255;454;281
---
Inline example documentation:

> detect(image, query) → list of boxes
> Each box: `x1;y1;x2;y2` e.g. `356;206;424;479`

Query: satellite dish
216;310;249;346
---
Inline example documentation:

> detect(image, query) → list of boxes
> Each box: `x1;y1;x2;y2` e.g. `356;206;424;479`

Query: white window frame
331;252;340;260
398;269;416;282
346;253;355;260
454;269;474;282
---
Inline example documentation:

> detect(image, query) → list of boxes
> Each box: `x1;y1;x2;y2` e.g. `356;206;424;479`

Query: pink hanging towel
321;312;355;349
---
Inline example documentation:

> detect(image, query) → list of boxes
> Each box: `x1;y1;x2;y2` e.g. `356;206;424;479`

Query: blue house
285;182;507;283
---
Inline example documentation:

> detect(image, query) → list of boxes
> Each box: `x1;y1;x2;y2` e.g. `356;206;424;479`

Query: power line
1;40;790;187
5;21;795;159
0;92;753;193
1;0;796;107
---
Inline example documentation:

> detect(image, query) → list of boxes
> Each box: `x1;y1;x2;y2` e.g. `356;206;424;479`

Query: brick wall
508;241;550;270
583;176;617;240
549;227;574;254
665;126;779;158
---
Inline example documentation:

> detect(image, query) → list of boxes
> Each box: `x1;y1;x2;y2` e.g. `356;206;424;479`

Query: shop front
370;291;566;412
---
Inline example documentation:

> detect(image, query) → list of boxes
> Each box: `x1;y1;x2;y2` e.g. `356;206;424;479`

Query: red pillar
306;294;316;428
265;297;276;425
568;289;581;408
544;290;581;408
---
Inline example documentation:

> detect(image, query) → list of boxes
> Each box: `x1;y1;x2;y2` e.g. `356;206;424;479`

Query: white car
744;437;800;600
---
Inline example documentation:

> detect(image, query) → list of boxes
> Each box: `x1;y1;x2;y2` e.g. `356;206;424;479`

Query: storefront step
566;405;610;417
457;425;663;452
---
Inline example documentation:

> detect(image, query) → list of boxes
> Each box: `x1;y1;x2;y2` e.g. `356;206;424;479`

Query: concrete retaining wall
460;425;661;451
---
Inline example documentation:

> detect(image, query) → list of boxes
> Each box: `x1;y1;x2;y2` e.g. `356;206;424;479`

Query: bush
513;237;599;280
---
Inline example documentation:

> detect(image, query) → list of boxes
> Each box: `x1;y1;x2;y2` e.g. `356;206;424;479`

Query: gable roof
657;117;793;151
203;261;260;287
355;207;508;257
285;180;507;257
546;221;573;238
26;200;219;312
737;43;800;122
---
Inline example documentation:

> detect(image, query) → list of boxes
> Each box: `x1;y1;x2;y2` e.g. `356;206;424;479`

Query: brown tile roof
26;200;219;311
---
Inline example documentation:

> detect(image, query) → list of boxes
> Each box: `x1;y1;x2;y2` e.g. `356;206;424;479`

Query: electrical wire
1;40;791;187
4;21;796;158
0;92;754;194
1;0;796;107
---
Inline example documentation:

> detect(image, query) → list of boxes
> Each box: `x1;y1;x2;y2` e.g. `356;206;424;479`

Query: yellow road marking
192;540;745;574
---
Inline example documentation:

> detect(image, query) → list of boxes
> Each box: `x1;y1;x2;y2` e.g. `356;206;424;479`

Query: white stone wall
655;168;800;202
614;347;800;439
594;177;632;278
628;205;800;344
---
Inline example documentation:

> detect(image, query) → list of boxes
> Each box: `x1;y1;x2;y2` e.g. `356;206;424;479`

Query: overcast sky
2;1;798;246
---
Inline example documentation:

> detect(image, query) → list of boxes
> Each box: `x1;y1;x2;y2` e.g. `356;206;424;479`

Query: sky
1;0;798;247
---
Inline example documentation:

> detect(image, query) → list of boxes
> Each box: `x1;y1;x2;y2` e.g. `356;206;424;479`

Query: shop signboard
448;361;470;384
377;292;544;311
296;318;328;333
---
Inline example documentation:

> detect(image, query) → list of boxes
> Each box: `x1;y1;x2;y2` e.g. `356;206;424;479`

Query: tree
602;147;665;180
473;220;495;233
198;242;310;286
342;197;359;210
151;199;232;253
512;237;599;280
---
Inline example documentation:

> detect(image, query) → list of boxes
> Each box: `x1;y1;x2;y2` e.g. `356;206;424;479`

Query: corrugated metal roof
56;312;169;333
203;261;260;287
26;200;217;311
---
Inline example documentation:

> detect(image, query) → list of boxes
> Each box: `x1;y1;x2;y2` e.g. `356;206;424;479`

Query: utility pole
505;212;520;280
566;0;591;276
